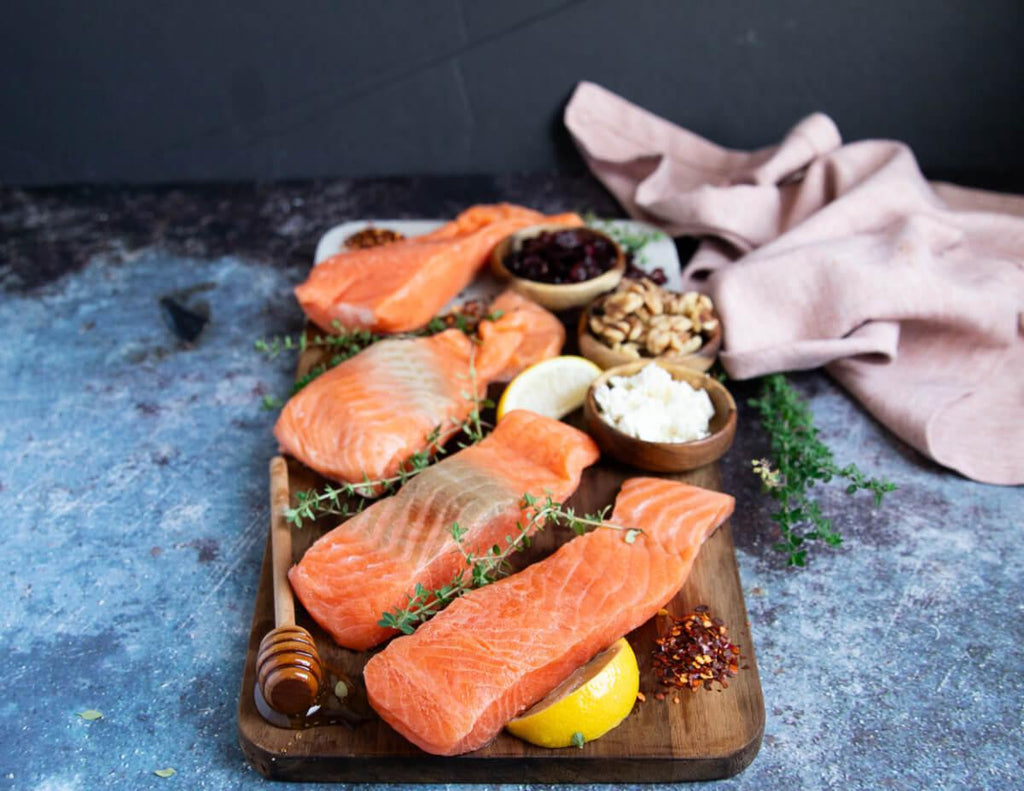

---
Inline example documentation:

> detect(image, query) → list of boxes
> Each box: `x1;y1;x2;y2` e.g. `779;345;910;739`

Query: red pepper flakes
652;605;741;692
344;226;405;249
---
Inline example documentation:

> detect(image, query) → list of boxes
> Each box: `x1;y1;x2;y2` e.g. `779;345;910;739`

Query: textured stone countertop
0;177;1020;791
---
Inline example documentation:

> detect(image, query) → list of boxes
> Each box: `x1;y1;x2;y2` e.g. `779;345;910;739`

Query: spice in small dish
652;606;741;692
505;228;618;284
592;363;714;443
344;226;406;249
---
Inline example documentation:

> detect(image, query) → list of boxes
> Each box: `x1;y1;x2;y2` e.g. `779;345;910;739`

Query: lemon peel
506;638;639;748
496;356;601;421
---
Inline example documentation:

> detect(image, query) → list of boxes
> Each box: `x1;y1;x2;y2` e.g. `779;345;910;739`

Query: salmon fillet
273;291;563;486
364;477;734;756
484;290;566;382
296;204;584;333
288;410;599;651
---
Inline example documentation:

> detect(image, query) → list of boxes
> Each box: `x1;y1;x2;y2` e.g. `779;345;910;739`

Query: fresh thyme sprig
255;324;381;362
255;309;505;407
284;429;445;527
750;374;898;566
377;493;641;634
456;352;491;447
521;492;641;542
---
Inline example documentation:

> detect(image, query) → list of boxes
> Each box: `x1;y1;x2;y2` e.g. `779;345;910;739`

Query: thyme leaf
260;394;284;411
750;374;898;566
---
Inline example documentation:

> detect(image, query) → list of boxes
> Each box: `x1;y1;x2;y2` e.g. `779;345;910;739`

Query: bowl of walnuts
577;277;722;372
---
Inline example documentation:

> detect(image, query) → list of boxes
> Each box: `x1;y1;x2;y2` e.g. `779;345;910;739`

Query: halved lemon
496;356;602;421
505;638;639;749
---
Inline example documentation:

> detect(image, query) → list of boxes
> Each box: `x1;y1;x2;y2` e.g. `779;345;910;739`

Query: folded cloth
565;81;1024;485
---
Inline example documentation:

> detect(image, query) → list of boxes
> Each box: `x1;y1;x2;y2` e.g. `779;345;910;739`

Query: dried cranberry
622;250;668;285
504;228;617;284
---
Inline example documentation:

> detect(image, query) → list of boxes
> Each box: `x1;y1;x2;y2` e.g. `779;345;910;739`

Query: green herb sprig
377;494;641;634
750;374;897;566
285;427;446;527
255;324;381;363
455;353;492;447
256;310;504;408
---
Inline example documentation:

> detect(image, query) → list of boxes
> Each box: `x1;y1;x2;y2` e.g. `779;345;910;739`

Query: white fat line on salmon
284;353;494;528
375;340;456;417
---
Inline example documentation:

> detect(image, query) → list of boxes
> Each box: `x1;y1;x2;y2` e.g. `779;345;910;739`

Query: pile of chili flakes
652;606;742;692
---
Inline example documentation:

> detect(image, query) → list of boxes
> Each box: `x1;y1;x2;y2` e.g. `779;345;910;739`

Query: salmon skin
288;410;599;651
273;290;563;486
296;204;583;334
364;477;734;756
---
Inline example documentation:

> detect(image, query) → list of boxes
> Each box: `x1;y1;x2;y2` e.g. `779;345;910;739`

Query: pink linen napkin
565;81;1024;485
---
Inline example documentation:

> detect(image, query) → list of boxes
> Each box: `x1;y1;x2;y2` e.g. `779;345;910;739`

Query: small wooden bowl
577;303;722;372
583;361;737;472
490;224;626;312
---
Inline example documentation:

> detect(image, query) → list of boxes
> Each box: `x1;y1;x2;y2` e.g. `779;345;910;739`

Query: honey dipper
256;457;323;715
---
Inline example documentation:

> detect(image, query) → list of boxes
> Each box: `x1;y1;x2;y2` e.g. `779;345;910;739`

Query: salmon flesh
363;477;735;755
273;291;563;486
296;204;583;333
287;410;600;651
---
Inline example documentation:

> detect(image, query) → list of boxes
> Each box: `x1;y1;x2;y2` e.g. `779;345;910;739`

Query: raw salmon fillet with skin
287;410;599;650
364;477;734;756
296;204;584;333
484;290;566;382
273;290;563;486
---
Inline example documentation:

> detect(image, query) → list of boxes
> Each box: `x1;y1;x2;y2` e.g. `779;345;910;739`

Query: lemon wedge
505;638;639;749
496;356;602;421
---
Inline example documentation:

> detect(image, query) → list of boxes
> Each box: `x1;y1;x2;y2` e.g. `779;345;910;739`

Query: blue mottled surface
0;178;1021;790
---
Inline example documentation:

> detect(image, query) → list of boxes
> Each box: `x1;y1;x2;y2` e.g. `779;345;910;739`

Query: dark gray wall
2;0;1022;185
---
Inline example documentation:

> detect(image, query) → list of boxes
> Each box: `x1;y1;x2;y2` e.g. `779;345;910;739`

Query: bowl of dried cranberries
490;223;626;311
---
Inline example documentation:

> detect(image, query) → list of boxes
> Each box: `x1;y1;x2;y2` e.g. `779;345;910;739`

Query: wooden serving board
238;219;764;782
238;453;763;783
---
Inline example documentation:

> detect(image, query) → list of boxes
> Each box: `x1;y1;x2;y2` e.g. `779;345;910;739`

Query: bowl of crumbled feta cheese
583;361;736;472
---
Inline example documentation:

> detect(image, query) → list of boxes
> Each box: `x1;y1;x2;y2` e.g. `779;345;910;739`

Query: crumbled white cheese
593;364;714;443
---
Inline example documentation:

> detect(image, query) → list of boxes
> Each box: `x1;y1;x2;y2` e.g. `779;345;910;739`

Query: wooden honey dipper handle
269;456;296;628
256;457;323;716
